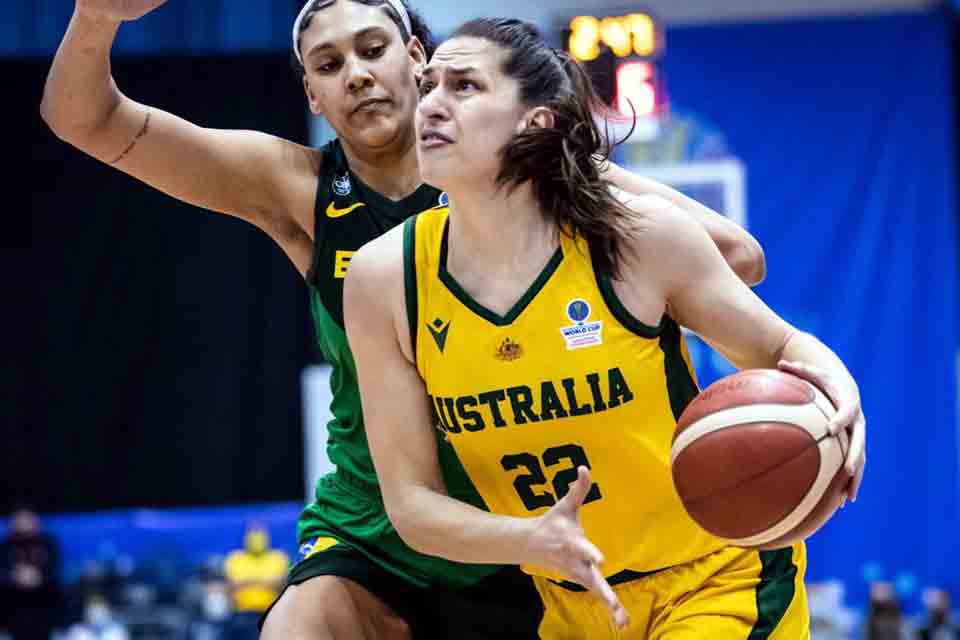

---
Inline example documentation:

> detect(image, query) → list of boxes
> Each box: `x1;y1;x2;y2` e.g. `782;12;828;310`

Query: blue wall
661;13;958;608
3;1;299;57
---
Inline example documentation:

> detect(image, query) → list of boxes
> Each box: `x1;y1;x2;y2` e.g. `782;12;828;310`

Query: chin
418;164;451;192
353;119;403;148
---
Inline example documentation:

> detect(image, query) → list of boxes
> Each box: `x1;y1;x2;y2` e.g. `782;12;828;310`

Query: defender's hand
528;466;630;630
76;0;169;23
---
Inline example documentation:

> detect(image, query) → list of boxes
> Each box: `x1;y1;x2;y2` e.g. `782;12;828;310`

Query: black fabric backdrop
12;54;314;513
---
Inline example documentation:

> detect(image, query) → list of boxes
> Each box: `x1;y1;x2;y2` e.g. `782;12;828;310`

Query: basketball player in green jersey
345;18;867;638
42;1;767;637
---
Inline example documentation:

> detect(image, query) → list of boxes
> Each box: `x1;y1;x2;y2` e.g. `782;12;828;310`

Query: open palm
77;0;169;22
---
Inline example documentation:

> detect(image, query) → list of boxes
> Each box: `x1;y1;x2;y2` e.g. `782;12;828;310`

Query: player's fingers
847;450;866;502
573;537;605;569
778;360;834;401
584;562;630;630
827;392;861;438
561;466;593;511
779;360;851;435
844;413;865;478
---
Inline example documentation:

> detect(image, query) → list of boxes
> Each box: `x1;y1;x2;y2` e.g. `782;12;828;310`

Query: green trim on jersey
403;216;419;364
658;317;700;422
438;216;564;326
590;242;664;339
300;139;499;588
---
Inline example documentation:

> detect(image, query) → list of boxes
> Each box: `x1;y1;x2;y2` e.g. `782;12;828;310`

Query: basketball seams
726;435;844;546
675;369;814;430
670;402;828;463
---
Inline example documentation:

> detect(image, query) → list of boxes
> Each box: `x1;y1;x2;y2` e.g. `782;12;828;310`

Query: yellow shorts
533;543;808;639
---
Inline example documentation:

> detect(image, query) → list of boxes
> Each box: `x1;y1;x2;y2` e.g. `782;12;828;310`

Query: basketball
670;369;849;550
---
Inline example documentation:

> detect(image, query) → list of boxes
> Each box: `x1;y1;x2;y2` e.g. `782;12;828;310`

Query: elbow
40;91;116;148
729;237;766;286
39;98;85;146
384;500;434;557
39;95;61;136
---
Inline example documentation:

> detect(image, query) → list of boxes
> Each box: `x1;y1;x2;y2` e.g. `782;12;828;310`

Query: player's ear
515;106;556;134
407;36;427;77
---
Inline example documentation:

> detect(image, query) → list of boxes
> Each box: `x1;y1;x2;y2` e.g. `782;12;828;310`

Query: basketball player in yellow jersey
345;18;867;638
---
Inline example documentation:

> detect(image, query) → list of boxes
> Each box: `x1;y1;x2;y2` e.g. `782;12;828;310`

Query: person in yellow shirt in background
224;522;289;638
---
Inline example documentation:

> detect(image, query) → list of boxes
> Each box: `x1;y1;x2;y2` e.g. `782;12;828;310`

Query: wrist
513;514;547;566
72;7;123;33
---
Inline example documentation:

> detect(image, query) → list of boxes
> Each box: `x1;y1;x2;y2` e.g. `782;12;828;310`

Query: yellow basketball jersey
405;208;725;579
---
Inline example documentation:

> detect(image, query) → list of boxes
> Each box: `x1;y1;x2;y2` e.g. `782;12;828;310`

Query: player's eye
364;45;386;58
419;81;436;97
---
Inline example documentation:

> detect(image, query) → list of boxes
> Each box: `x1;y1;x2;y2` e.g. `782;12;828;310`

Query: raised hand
527;466;630;630
76;0;169;23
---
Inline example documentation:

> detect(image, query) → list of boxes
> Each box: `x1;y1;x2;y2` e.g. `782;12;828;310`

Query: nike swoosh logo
427;321;451;353
326;202;365;219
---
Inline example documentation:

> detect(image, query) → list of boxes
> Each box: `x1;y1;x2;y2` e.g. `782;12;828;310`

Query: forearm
654;185;765;285
40;10;123;138
606;165;765;285
390;485;537;566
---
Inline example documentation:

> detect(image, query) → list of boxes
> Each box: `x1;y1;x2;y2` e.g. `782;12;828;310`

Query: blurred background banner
12;0;960;632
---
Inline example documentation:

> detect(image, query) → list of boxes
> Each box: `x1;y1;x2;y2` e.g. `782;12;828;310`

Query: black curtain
11;54;315;513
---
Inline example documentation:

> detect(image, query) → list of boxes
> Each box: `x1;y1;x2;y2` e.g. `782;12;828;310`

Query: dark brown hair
291;0;435;79
450;18;634;277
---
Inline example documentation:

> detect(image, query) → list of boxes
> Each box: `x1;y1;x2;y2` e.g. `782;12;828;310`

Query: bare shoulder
619;193;704;248
346;223;407;303
617;192;719;292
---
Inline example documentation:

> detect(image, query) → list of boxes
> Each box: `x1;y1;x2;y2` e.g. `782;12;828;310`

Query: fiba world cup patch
438;191;449;206
561;299;603;350
332;174;352;197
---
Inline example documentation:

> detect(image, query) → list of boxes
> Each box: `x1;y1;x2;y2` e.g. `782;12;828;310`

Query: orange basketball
670;369;849;549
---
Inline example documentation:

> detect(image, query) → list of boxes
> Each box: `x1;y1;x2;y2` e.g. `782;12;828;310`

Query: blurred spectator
183;580;232;640
222;523;287;640
808;580;858;639
65;594;129;640
867;581;912;640
916;588;958;640
0;507;63;640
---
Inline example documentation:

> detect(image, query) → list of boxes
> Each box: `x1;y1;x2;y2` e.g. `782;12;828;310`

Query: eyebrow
420;65;479;78
304;27;388;59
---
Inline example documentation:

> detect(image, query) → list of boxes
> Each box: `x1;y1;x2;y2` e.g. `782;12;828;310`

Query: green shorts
263;469;544;638
262;543;543;638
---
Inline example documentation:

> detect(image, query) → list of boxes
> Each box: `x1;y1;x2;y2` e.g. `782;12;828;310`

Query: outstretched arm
603;162;766;285
40;1;316;271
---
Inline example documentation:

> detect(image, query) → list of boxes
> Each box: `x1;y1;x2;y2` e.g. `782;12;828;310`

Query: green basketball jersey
297;139;496;588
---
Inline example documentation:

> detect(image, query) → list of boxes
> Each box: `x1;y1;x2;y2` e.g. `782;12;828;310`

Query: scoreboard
563;11;666;117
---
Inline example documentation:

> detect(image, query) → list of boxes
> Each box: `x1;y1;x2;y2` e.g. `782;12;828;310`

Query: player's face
299;1;425;152
416;37;530;192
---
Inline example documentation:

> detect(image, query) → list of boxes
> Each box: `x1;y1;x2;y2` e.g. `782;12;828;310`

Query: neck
340;130;422;201
446;182;558;274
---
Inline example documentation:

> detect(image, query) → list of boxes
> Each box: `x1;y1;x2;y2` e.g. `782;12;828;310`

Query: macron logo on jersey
427;318;451;353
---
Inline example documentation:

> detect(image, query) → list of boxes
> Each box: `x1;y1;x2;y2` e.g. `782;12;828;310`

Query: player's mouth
352;98;392;115
420;129;454;149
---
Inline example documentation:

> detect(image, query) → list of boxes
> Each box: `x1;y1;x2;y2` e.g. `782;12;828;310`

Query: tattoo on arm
109;108;152;165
